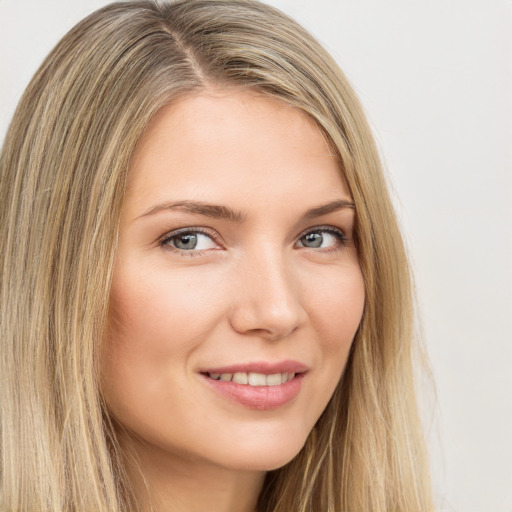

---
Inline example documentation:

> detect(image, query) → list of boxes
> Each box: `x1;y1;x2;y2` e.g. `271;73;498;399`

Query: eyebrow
136;198;355;223
302;199;355;219
137;200;246;223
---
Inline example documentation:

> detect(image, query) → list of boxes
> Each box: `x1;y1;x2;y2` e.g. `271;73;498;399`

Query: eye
296;227;347;249
161;229;219;252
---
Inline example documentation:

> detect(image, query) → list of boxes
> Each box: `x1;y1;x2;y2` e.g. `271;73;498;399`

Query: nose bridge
229;241;307;339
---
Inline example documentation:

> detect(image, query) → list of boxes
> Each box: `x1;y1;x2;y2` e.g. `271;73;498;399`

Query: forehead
124;89;350;218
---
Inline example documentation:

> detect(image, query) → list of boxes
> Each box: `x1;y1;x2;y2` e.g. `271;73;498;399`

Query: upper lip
200;360;309;375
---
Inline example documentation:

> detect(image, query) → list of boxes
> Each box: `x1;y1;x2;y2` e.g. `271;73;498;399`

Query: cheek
100;263;227;420
310;262;365;345
107;261;226;352
308;263;365;389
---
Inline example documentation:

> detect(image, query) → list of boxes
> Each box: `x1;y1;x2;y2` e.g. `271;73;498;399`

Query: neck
120;435;266;512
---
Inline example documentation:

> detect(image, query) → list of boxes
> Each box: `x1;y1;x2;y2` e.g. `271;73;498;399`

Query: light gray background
1;1;511;511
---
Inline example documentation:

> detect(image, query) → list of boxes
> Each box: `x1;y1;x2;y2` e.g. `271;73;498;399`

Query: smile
200;362;308;410
207;372;296;386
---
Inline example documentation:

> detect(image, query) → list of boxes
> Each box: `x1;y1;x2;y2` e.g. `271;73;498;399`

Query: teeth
232;372;248;384
248;372;266;386
266;373;281;386
208;371;296;386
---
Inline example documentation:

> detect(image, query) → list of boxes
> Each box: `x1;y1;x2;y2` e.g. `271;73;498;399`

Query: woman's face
102;90;365;473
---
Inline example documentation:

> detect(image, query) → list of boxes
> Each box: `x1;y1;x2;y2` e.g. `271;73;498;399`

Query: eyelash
159;225;349;256
159;227;221;257
299;225;349;252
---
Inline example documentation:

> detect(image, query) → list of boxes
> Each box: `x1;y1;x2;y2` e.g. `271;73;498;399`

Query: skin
101;89;365;512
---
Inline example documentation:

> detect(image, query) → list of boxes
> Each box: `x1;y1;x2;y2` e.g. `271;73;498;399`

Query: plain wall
1;1;511;511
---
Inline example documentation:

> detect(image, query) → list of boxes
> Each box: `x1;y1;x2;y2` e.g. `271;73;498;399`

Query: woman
0;1;432;511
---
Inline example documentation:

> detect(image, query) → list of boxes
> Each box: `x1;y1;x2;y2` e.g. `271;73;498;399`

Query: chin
208;427;310;472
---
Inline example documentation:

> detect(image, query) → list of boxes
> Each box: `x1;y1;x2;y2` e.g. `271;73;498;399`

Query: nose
228;249;307;341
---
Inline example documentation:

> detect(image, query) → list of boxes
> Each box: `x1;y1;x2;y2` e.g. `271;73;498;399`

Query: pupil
304;232;322;248
175;233;197;250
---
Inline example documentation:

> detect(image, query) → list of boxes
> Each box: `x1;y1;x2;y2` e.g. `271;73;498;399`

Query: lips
200;360;308;410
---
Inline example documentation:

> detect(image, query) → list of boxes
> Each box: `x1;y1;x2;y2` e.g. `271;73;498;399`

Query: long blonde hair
0;1;432;510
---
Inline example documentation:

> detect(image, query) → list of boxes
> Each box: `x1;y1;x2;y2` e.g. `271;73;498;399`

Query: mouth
199;361;308;410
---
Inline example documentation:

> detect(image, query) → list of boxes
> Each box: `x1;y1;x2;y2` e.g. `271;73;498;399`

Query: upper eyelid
160;224;346;236
160;226;215;238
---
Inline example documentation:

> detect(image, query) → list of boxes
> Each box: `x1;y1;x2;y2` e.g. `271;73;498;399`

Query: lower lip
202;373;305;410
